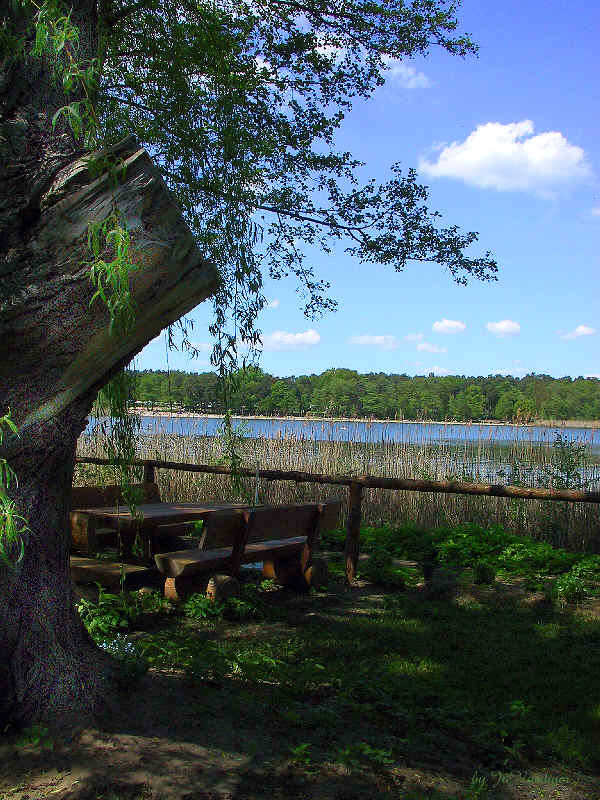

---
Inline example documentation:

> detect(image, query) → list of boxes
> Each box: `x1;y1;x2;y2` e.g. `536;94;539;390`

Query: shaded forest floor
2;565;600;800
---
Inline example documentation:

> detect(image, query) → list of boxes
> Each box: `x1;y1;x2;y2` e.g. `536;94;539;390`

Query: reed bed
74;426;600;553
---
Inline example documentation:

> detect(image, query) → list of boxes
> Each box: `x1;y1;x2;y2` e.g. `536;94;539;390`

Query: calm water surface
87;415;600;451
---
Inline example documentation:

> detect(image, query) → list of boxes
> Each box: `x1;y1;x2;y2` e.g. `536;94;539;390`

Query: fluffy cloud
259;329;320;351
432;318;466;334
381;57;431;89
266;299;280;309
417;341;447;353
419;121;592;194
428;366;450;376
349;334;399;350
561;325;596;340
492;367;529;377
404;333;424;342
486;320;521;337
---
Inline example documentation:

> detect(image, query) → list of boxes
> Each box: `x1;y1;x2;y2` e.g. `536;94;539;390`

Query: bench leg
164;575;209;603
262;557;307;591
303;557;328;589
70;514;98;555
163;573;241;603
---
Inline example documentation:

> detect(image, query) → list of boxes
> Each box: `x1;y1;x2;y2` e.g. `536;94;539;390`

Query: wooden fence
75;456;600;583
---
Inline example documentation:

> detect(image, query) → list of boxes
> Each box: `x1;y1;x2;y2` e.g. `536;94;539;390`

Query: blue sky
134;0;599;380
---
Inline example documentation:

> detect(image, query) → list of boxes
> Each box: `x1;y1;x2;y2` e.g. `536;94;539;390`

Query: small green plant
337;741;394;769
224;596;263;621
465;770;489;799
76;585;168;639
359;543;406;589
182;593;226;621
0;409;28;570
14;724;54;750
289;742;312;765
544;724;590;767
551;571;590;606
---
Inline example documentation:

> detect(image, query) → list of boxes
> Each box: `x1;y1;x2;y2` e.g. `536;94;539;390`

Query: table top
69;502;250;527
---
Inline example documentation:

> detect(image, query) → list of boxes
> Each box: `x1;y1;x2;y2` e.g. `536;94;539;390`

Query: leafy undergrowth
322;521;600;604
65;524;600;799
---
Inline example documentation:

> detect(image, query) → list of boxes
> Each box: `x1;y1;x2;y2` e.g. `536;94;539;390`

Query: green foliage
0;409;27;570
289;742;312;766
182;593;226;622
544;725;590;767
76;585;169;640
319;525;346;551
542;433;591;490
358;543;407;589
348;520;600;600
127;369;600;421
551;571;590;606
85;210;139;337
337;741;395;769
14;723;54;751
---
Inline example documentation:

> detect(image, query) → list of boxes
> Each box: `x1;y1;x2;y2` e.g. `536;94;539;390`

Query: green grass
75;522;600;795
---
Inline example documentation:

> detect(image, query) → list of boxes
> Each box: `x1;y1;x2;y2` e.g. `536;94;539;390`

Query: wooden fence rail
75;456;600;583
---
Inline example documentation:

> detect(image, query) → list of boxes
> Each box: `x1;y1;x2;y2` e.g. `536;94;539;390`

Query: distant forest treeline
128;368;600;422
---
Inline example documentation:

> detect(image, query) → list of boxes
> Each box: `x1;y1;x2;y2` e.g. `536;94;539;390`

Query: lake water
86;415;600;452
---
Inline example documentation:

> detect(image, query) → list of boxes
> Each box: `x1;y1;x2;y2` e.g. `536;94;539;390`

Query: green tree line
130;368;600;422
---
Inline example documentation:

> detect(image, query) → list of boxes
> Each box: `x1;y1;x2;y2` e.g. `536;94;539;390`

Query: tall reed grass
74;426;600;553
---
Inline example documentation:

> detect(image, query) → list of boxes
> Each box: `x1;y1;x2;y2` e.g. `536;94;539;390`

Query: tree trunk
0;3;219;729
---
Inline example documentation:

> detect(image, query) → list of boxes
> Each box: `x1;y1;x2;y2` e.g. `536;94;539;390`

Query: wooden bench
69;482;195;555
154;499;343;602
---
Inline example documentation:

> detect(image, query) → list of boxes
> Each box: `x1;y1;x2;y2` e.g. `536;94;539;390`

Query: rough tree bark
0;3;219;728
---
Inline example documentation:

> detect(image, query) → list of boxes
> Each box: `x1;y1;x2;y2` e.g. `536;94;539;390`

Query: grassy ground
2;532;600;800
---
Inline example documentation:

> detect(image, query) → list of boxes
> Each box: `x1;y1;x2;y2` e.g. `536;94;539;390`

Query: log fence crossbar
75;456;600;583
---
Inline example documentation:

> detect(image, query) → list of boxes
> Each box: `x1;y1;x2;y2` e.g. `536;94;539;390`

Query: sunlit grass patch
385;656;446;678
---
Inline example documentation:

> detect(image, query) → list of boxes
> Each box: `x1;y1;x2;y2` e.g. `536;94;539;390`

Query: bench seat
154;536;307;578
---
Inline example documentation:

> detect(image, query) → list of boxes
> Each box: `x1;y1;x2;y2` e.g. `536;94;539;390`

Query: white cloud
492;367;529;377
429;366;450;376
348;334;399;350
266;299;280;309
404;333;424;342
432;318;466;334
381;57;431;89
419;120;592;194
417;341;447;353
486;320;521;337
259;329;320;351
561;324;596;340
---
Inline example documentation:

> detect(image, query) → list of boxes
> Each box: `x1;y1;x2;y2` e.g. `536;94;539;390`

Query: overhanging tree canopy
0;0;498;728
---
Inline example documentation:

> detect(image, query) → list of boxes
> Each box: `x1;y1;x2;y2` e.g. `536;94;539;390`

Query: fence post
345;481;363;584
143;462;155;483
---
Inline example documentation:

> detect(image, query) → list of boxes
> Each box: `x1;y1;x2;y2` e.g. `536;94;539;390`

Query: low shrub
76;585;169;640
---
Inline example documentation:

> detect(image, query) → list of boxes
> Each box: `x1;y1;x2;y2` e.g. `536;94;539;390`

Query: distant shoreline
94;410;600;430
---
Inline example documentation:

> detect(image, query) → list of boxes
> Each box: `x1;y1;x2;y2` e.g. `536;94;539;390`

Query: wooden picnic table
69;502;250;562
